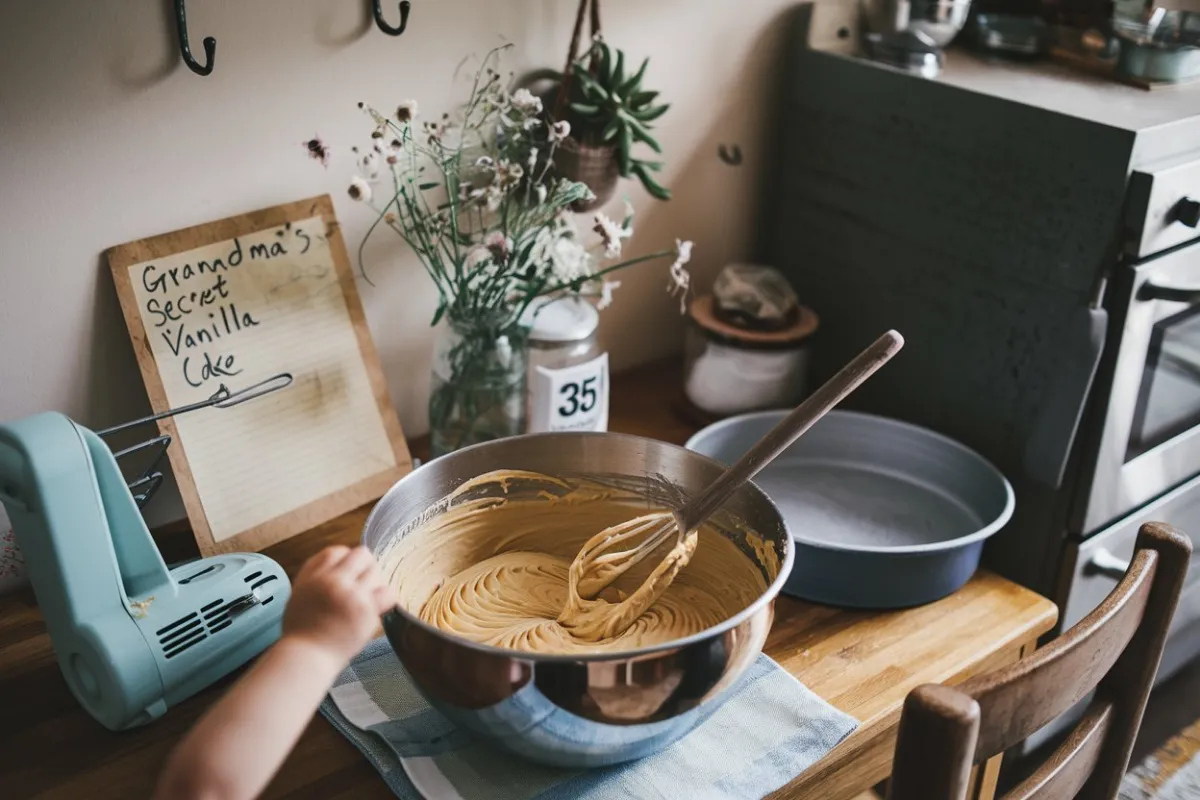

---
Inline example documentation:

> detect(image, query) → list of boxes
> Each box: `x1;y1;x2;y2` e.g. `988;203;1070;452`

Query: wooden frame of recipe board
106;195;411;556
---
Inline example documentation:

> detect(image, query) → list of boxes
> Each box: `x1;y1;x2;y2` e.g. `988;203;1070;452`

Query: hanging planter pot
519;0;672;209
554;135;620;212
512;68;617;211
547;0;622;211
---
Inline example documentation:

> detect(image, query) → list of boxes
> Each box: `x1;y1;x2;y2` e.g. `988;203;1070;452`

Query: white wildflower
528;147;538;170
396;100;419;123
510;88;542;116
347;176;372;202
494;159;524;190
459;181;481;205
465;245;490;270
593;212;631;259
550;120;571;143
667;239;693;314
475;156;495;169
495;335;513;368
551;237;591;283
483;185;504;212
359;150;381;181
423;118;448;144
427;212;448;235
598;280;621;310
536;184;548;204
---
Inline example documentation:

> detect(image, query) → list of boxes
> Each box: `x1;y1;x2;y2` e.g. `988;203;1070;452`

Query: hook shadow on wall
173;0;414;77
718;144;744;166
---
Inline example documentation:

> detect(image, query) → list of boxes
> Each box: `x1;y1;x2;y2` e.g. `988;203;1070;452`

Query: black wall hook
373;0;412;35
174;0;215;75
718;144;743;166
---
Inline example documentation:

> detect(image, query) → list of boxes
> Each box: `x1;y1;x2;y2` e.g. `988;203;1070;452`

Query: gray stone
713;263;798;327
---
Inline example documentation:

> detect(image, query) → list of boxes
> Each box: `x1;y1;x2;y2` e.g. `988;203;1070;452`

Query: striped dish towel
320;638;858;800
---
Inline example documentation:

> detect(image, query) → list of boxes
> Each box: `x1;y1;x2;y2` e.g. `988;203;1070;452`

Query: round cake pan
686;410;1014;609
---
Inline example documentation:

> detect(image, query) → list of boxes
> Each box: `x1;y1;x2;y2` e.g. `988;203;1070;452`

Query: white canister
522;297;609;434
683;295;819;417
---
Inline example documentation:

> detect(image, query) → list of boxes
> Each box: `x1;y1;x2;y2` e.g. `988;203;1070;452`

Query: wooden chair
886;522;1192;800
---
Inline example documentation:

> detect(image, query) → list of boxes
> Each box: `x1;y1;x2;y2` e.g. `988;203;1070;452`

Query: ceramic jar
682;265;819;418
522;296;608;434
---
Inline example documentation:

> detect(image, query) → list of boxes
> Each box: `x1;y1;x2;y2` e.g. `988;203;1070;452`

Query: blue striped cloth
320;638;858;800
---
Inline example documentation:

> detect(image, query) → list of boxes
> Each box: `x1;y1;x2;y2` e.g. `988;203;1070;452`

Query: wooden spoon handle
676;330;905;533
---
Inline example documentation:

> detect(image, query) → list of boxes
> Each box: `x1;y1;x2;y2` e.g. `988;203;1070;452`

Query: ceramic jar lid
520;296;600;343
690;264;818;350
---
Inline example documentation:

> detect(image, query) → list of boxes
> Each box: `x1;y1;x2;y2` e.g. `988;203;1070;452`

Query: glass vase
429;318;528;458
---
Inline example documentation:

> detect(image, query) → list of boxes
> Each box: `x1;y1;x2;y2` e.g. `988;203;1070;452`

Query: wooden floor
1133;656;1200;766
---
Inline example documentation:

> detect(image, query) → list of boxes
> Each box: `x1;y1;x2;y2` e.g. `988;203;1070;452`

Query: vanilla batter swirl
382;471;770;655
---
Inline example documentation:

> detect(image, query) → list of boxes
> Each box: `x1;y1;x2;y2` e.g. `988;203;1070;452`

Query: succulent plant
565;40;671;200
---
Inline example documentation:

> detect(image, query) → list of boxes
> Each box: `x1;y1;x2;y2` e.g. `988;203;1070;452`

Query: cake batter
381;471;769;654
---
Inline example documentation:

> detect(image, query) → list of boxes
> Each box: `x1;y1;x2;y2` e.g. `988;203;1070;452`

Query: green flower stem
536;248;677;298
429;320;527;456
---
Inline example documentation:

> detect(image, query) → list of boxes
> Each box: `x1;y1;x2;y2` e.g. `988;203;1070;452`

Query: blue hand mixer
0;376;293;731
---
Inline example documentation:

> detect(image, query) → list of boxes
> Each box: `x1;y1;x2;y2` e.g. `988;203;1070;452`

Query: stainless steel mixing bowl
362;432;794;768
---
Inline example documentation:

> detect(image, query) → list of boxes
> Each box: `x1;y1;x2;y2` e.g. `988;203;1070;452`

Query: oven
1079;252;1200;537
769;17;1200;691
1063;155;1200;679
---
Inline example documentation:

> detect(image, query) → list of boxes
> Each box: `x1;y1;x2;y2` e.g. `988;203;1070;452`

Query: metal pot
362;432;794;768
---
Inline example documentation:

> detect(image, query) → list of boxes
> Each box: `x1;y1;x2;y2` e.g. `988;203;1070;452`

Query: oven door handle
1088;547;1200;582
1086;548;1130;581
1138;283;1200;304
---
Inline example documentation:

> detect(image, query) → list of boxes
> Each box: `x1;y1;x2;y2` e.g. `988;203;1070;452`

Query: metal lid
521;296;600;343
865;30;944;79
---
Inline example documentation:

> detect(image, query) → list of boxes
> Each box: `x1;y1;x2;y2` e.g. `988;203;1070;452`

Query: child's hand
282;545;394;664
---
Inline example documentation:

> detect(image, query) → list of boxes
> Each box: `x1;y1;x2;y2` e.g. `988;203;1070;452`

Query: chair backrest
887;522;1192;800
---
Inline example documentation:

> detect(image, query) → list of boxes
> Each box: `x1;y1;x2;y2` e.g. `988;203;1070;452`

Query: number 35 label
528;353;609;433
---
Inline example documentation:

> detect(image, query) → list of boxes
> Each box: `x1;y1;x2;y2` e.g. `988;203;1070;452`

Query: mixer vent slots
203;597;245;634
157;612;206;659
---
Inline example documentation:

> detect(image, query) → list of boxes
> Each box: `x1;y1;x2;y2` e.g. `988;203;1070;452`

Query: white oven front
1082;243;1200;533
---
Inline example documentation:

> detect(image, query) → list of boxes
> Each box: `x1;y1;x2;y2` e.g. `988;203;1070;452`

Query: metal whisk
559;330;905;639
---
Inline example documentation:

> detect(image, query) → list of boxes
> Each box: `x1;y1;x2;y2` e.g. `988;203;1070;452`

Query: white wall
0;0;822;525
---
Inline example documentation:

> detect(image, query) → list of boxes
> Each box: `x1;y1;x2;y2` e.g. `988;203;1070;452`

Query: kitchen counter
0;360;1057;800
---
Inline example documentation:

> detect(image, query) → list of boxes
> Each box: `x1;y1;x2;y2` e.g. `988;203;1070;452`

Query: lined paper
124;215;397;543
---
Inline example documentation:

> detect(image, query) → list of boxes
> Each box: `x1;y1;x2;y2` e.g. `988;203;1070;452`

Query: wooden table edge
768;582;1057;800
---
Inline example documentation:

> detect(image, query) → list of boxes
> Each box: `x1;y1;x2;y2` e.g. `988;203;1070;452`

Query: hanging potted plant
548;0;672;210
310;45;692;457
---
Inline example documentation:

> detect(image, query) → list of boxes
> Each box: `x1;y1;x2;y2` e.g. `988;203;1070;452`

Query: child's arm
153;545;393;800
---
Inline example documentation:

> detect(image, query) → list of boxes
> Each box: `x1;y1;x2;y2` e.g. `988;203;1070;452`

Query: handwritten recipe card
108;196;410;555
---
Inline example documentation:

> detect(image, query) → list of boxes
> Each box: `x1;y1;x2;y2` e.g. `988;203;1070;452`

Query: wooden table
0;362;1057;800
